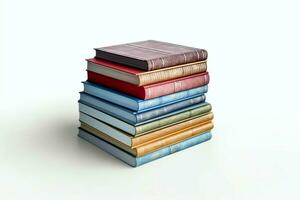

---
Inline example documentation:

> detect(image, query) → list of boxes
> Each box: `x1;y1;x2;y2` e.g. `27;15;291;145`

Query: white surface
1;0;300;199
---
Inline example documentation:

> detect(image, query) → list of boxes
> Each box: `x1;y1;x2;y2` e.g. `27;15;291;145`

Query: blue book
83;81;208;111
78;128;212;167
79;92;206;125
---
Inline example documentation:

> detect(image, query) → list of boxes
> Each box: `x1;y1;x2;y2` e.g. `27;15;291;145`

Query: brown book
80;121;213;157
95;40;207;71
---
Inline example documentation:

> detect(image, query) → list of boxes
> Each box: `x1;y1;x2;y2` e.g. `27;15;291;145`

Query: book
94;40;207;71
80;112;213;147
87;71;209;99
79;102;212;136
83;81;208;111
79;92;206;125
87;58;207;86
78;128;212;167
80;121;214;157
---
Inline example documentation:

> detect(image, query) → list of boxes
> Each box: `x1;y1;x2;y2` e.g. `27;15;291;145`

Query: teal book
78;128;212;167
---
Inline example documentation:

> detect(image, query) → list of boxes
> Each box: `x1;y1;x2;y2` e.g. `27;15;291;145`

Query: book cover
79;102;212;135
83;81;208;111
94;40;207;71
80;92;206;125
87;58;207;86
78;129;212;167
80;121;214;157
87;71;209;99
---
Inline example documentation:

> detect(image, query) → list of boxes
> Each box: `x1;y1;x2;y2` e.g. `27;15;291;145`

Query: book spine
138;85;208;111
144;73;209;99
136;95;206;123
147;49;208;70
139;62;207;85
132;112;214;147
135;104;212;134
87;71;146;99
136;122;214;156
136;132;212;166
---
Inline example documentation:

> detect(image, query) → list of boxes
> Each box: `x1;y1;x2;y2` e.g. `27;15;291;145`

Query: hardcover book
83;81;208;111
94;40;207;71
79;92;206;125
78;102;212;136
80;121;214;157
87;71;209;99
78;129;212;167
80;112;213;148
87;58;207;86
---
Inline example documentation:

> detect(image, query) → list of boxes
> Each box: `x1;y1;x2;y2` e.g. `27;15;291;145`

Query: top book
94;40;207;71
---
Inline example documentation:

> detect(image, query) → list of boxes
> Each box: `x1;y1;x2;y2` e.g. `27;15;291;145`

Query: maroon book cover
95;40;207;71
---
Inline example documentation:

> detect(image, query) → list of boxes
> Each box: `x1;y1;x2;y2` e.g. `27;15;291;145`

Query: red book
87;71;209;100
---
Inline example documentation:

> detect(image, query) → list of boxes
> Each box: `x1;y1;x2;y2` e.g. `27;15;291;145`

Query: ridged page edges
95;40;207;71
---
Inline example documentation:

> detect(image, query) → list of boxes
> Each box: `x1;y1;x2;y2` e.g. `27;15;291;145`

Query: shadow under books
28;116;130;168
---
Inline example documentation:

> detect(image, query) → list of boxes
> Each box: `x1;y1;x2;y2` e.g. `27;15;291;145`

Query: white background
1;0;300;199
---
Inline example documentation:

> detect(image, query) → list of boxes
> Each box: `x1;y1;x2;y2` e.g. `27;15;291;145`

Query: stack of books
78;40;214;167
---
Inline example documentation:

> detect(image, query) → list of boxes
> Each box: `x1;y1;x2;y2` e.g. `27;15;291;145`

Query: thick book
80;121;214;157
87;71;209;99
78;129;212;167
79;102;212;138
80;112;213;148
83;81;208;111
79;92;206;125
87;58;207;86
94;40;207;71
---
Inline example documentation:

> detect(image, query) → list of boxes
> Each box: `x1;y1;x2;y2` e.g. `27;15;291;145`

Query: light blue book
79;92;206;125
83;81;208;111
78;128;212;167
